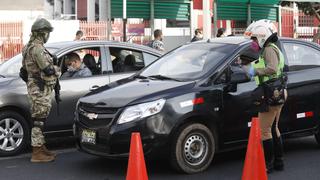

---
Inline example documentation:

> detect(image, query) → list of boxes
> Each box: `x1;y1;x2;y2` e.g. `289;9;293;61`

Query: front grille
78;102;120;128
80;102;118;114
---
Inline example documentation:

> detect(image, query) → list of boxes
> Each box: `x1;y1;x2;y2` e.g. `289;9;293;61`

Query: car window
60;47;102;79
109;47;146;73
215;47;256;84
143;52;159;66
283;43;320;71
0;47;57;77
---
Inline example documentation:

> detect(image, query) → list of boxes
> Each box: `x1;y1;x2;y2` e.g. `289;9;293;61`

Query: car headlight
117;99;166;124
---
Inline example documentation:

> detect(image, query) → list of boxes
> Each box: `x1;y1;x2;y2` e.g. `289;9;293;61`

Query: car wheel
0;111;30;156
170;123;215;174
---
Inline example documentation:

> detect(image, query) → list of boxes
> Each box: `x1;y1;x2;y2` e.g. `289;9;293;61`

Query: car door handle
89;85;100;91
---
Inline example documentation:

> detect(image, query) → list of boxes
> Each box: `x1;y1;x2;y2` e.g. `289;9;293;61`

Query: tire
0;111;30;156
170;123;216;174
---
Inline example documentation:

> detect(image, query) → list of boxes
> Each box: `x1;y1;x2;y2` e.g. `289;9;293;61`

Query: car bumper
73;117;169;159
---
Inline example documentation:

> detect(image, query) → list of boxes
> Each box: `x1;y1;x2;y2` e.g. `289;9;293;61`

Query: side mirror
240;49;259;63
230;66;251;84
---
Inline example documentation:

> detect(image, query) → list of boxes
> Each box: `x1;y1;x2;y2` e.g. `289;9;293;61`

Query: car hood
79;78;195;108
0;77;17;86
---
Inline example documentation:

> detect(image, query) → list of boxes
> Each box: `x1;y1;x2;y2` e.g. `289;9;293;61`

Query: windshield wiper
148;75;181;82
0;74;5;78
133;74;148;79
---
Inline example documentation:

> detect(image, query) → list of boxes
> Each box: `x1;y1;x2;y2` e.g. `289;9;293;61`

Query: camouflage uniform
22;18;60;148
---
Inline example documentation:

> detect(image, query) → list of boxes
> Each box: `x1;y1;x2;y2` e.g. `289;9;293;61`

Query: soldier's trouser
27;81;53;147
258;105;283;141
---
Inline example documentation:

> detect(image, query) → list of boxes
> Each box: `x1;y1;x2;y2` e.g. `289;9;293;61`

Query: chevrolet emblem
86;113;98;120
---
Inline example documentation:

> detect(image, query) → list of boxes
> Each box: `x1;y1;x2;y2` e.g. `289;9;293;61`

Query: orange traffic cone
242;117;268;180
126;132;148;180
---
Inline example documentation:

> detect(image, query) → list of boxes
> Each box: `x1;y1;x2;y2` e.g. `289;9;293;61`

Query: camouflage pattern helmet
31;18;53;33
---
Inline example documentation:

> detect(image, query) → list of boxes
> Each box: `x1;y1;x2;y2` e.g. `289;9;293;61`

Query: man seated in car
61;52;92;78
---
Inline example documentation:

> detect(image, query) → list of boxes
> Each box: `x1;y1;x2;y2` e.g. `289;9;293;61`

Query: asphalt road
0;136;319;180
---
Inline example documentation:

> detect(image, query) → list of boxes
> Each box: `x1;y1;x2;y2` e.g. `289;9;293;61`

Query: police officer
21;18;60;162
244;19;287;173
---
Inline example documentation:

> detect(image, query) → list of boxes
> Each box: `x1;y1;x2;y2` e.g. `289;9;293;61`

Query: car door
106;46;159;82
46;45;109;131
216;47;259;145
280;40;320;132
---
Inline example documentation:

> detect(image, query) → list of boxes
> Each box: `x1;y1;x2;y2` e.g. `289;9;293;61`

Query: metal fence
79;21;108;40
297;27;320;43
281;8;294;38
0;21;23;62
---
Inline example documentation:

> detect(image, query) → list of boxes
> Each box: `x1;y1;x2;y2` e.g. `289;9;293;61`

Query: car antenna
207;39;210;43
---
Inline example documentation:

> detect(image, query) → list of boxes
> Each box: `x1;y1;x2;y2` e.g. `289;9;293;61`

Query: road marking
0;148;77;161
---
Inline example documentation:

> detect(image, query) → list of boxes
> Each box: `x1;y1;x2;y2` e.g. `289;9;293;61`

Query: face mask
43;32;50;43
251;41;260;52
67;66;77;72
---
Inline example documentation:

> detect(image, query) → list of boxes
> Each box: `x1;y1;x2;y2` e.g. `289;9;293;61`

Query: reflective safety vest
252;43;285;85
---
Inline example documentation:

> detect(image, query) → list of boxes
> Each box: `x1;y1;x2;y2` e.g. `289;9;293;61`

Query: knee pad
33;118;46;131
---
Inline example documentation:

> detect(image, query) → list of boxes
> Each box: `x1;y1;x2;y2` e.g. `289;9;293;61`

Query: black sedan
0;41;162;156
74;37;320;174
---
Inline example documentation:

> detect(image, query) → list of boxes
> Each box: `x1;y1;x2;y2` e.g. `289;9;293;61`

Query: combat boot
42;145;56;157
31;146;55;163
273;136;284;171
263;139;274;173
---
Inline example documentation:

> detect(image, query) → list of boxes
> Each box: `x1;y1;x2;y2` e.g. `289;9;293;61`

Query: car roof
190;36;250;46
191;36;318;46
45;40;164;56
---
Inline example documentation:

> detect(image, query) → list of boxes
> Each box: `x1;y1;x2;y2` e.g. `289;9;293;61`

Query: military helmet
31;18;53;32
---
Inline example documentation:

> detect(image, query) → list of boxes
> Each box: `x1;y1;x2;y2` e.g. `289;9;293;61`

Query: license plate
81;129;96;145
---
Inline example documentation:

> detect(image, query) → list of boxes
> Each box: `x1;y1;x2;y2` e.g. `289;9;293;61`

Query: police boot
42;145;56;157
273;136;284;171
263;139;274;173
31;146;55;163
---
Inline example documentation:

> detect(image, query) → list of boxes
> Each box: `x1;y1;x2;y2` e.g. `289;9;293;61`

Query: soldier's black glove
54;80;61;103
55;93;62;103
19;67;28;83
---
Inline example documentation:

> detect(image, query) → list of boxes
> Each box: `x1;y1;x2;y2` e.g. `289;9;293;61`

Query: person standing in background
74;30;84;41
147;29;165;51
191;28;203;42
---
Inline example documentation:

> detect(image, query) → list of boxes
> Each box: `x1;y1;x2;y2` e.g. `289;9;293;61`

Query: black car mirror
230;66;251;84
239;49;259;64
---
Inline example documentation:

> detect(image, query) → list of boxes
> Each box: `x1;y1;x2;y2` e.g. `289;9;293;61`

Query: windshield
140;43;234;81
0;47;58;77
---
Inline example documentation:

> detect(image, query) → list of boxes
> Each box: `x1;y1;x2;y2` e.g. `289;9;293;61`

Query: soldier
21;18;60;162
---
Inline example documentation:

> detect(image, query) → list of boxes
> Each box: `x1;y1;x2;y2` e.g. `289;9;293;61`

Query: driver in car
61;53;92;78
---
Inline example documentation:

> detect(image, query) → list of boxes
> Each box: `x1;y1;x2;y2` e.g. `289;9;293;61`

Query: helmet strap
263;33;278;47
